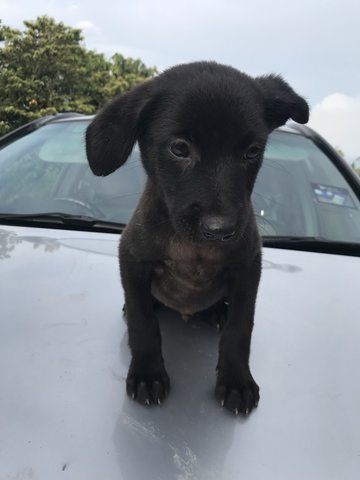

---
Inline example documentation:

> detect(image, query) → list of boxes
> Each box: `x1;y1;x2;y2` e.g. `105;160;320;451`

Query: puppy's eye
244;145;262;160
169;140;190;158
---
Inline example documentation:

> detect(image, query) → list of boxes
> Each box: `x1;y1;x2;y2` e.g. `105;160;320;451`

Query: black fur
86;61;309;415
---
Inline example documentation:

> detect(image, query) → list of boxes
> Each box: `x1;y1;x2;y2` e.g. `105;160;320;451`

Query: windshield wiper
262;235;360;257
0;212;125;233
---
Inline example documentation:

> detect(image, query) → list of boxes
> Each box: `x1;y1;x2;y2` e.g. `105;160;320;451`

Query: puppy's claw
220;399;224;408
157;398;161;405
131;393;135;400
245;408;249;416
144;398;150;406
234;408;239;416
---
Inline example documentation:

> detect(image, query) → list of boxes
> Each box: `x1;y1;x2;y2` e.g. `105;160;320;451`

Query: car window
0;120;359;243
0;121;145;223
254;132;360;242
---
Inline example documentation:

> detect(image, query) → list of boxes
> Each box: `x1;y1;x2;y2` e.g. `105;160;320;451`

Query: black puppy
86;61;309;415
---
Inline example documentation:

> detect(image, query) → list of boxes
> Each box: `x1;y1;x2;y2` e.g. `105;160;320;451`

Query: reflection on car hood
0;225;359;480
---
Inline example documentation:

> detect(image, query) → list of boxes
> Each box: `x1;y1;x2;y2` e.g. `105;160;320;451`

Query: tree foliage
0;16;157;135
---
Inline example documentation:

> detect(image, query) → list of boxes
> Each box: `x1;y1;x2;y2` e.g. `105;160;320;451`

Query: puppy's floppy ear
86;80;154;176
256;74;309;130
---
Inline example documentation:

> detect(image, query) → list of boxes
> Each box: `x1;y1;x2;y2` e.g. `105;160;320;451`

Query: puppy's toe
126;359;170;406
151;380;166;405
215;361;259;416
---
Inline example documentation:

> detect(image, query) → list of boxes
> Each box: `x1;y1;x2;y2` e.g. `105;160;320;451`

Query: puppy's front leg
215;254;261;415
121;254;170;405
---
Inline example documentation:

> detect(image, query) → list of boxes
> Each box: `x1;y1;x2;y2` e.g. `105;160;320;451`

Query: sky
1;0;360;162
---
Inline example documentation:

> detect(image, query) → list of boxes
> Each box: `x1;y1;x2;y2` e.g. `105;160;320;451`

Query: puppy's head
86;61;309;244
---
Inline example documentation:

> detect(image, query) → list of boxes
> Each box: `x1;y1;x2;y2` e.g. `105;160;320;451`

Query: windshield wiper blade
0;212;125;232
262;235;360;256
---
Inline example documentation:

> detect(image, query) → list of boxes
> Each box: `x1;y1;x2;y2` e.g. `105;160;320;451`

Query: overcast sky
1;0;360;161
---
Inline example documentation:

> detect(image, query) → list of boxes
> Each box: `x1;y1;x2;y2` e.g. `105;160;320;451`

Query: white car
0;114;359;479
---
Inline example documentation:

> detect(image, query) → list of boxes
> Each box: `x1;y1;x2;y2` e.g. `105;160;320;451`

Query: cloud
308;93;360;162
1;0;360;110
75;20;99;32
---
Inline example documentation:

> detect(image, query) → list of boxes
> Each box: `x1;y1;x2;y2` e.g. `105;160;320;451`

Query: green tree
103;53;158;98
0;16;91;133
0;16;157;135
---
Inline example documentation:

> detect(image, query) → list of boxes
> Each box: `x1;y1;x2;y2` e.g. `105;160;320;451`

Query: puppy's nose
201;216;236;242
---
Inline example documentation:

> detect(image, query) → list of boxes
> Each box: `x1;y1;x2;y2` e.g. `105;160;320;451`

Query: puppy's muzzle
200;215;236;242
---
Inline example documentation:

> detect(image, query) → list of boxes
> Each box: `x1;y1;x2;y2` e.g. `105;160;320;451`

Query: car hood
0;225;359;480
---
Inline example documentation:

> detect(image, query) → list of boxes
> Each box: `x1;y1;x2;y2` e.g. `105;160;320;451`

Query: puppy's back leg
203;300;228;330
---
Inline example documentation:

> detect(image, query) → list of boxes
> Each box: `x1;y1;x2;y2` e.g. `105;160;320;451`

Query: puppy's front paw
126;357;170;405
215;360;259;416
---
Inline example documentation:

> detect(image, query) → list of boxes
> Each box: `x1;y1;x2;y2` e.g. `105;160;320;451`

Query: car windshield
0;119;360;244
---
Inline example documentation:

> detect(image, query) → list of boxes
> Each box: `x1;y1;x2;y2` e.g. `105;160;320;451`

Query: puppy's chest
151;242;227;314
158;243;225;282
157;256;221;285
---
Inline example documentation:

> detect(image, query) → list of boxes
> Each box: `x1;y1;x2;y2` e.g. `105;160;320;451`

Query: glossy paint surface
0;225;359;480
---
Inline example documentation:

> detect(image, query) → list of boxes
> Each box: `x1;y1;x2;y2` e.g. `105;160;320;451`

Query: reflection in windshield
0;121;359;244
